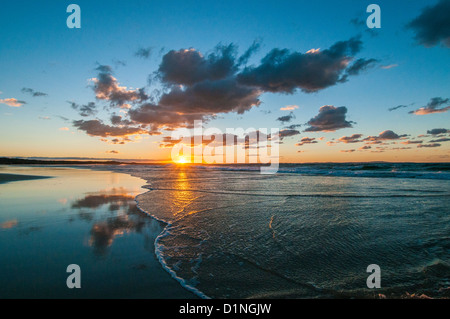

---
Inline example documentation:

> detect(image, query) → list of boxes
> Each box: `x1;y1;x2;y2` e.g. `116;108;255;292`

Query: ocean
112;162;450;298
0;163;449;298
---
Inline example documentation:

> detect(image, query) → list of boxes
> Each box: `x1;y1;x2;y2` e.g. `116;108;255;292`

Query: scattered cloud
106;150;119;154
90;65;149;107
389;103;413;112
409;97;450;115
73;119;147;137
21;87;48;97
304;105;354;132
135;47;152;59
417;143;441;148
295;137;318;146
280;105;299;111
407;0;450;48
59;127;69;131
276;112;295;124
427;128;449;135
345;58;379;76
69;101;98;117
363;130;407;144
338;134;363;143
381;64;398;70
0;98;27;107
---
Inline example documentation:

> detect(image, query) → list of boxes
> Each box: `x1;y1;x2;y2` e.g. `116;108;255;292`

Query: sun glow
175;156;189;164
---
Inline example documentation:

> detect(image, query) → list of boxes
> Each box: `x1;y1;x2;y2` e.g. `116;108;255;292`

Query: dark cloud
158;45;237;86
304;105;354;132
389;104;411;112
276;112;295;124
401;140;423;145
407;0;450;48
91;65;149;107
284;124;302;130
73;119;147;137
135;47;153;59
363;130;407;144
158;77;261;115
21;87;48;97
338;134;363;143
237;39;262;65
345;58;378;76
427;128;449;135
295;137;318;146
409;97;450;115
69;101;97;117
237;37;366;93
279;129;300;139
430;138;450;143
417;143;441;148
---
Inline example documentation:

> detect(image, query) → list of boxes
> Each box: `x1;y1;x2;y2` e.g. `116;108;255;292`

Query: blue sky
0;0;449;162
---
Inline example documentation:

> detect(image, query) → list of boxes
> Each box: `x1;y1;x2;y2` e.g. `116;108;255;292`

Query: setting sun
175;156;189;164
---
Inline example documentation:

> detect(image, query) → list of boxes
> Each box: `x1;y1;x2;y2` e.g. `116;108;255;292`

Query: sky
0;0;449;163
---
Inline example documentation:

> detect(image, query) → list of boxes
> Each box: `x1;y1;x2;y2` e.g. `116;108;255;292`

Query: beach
0;165;195;298
0;163;449;299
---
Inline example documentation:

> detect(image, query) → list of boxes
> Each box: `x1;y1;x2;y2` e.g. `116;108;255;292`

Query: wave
190;163;450;180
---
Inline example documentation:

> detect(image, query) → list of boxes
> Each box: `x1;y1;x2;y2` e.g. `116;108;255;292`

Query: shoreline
132;178;205;299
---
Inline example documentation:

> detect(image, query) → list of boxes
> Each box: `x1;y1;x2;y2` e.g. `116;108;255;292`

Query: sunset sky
0;0;449;163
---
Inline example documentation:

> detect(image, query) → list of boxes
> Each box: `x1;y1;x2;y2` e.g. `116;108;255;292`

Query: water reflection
70;187;149;256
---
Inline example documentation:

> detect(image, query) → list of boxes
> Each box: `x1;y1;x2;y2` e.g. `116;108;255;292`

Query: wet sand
0;173;52;184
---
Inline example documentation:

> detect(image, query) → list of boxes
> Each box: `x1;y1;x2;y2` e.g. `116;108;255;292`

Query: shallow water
0;166;194;298
1;164;449;299
112;164;450;298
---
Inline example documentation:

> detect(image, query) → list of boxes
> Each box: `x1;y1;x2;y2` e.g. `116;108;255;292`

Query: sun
175;156;189;164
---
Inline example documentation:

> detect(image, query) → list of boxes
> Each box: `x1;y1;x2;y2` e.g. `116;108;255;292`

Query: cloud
304;105;354;132
409;97;450;115
91;65;149;107
345;58;378;76
429;138;450;143
389;104;412;112
237;37;368;93
75;39;376;141
338;134;363;143
363;130;407;144
381;64;398;70
279;129;300;139
280;105;299;111
407;0;450;48
59;127;69;131
0;98;27;107
21;87;48;97
359;145;372;150
401;140;423;145
237;39;262;66
276;112;295;124
73;119;147;137
427;128;449;135
295;137;318;146
158;45;238;86
106;150;119;154
340;149;355;153
69;101;98;117
417;143;441;148
135;47;152;59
